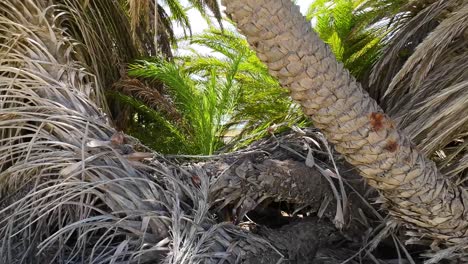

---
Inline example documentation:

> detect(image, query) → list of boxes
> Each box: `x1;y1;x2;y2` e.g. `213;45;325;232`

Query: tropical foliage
128;58;239;154
100;0;227;154
118;28;306;154
183;29;307;149
116;0;422;156
306;0;389;81
0;0;467;263
122;0;223;56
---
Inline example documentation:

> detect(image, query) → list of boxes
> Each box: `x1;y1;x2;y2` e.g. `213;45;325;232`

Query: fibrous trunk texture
190;129;377;236
222;0;468;247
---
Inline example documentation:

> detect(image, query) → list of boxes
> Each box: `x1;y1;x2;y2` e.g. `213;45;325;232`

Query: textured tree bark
180;129;377;237
222;0;468;246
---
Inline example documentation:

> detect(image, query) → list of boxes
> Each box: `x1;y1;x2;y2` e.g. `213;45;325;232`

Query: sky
174;0;313;55
182;0;311;34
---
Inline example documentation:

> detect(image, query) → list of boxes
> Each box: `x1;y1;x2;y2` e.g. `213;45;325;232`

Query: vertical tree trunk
222;0;468;246
154;0;159;53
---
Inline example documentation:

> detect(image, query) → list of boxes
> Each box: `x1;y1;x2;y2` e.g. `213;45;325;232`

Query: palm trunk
154;0;158;53
222;0;467;246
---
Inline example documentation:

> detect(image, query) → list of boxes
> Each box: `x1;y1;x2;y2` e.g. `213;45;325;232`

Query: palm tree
1;1;366;263
128;58;239;155
1;0;467;263
123;0;223;56
72;0;226;152
104;0;225;132
182;28;308;150
223;0;468;256
124;28;307;153
305;0;467;183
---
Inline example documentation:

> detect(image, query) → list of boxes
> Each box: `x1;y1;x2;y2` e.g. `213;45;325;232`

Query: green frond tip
306;0;391;81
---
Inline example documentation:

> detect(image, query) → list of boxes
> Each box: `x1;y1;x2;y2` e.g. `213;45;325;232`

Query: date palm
305;0;467;183
183;28;307;149
223;0;468;254
113;28;305;154
0;1;342;263
124;0;223;56
1;0;467;263
0;3;362;263
128;57;239;155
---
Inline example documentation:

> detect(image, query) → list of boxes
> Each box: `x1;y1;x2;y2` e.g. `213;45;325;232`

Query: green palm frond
108;91;192;153
178;28;308;150
123;27;306;153
130;60;197;112
182;56;231;74
188;0;224;30
187;28;250;58
123;0;223;56
306;0;389;81
128;58;240;154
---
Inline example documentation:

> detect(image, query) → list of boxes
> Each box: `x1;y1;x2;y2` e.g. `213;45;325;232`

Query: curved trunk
222;0;467;246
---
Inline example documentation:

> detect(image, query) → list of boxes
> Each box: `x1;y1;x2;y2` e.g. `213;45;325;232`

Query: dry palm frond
0;1;351;263
369;1;468;176
386;4;468;97
154;2;176;57
369;0;460;101
57;0;171;134
125;0;225;57
0;0;165;261
58;0;144;90
0;0;252;262
56;0;147;132
125;0;175;56
128;0;151;36
112;78;183;123
450;152;468;182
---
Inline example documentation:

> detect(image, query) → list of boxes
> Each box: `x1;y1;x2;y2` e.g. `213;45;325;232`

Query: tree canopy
0;0;467;263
